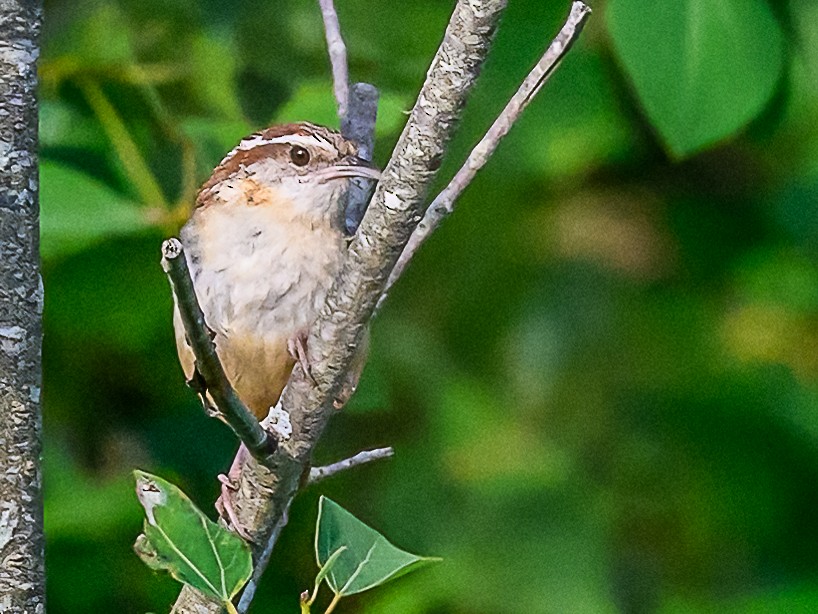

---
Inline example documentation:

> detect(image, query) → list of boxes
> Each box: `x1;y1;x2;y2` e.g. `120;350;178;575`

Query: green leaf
315;496;439;596
607;0;785;158
133;471;252;605
40;162;154;261
314;546;347;589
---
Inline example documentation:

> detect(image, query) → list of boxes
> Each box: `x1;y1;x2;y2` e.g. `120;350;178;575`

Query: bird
173;121;380;420
171;122;380;536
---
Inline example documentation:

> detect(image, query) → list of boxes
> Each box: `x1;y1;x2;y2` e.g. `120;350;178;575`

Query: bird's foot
215;444;253;541
288;331;316;384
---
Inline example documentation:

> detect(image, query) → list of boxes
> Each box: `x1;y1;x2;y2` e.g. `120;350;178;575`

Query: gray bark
0;1;45;612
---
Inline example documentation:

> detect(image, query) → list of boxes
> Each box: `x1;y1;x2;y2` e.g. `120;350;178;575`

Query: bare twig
161;239;276;465
308;447;395;485
318;0;350;118
380;1;592;307
236;499;292;614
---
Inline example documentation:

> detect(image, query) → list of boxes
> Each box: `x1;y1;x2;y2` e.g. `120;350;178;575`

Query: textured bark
172;0;508;611
0;1;44;612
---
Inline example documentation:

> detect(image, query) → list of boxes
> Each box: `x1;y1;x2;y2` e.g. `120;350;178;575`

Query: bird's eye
290;146;311;167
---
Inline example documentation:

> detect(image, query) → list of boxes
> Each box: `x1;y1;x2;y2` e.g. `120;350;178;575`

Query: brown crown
195;122;356;208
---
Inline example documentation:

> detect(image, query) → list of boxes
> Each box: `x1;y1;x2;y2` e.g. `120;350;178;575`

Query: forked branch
171;1;592;612
381;1;592;306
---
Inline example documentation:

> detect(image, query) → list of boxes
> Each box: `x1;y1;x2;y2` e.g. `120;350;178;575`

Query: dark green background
39;0;818;611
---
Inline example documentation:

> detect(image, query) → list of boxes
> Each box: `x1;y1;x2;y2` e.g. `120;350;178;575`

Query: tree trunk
0;1;45;612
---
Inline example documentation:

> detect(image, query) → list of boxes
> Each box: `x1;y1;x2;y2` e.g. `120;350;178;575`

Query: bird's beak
316;155;381;183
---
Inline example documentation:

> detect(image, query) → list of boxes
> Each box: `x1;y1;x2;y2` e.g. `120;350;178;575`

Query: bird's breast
181;197;346;341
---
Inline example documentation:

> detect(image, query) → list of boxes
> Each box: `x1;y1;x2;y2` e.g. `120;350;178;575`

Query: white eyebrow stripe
218;133;338;166
237;134;335;151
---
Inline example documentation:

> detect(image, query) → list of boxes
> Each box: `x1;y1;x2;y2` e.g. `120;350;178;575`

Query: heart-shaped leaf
133;471;252;607
40;162;153;261
315;496;439;596
607;0;785;158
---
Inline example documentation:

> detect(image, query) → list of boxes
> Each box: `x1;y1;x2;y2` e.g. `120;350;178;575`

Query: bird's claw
215;445;254;542
288;332;317;384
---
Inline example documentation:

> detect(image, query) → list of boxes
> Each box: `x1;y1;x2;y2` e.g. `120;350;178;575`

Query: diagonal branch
161;239;276;465
381;1;592;306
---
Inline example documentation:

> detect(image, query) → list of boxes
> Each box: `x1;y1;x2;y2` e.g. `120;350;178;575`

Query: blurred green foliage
39;0;818;612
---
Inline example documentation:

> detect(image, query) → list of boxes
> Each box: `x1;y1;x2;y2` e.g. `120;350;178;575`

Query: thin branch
236;499;292;614
308;447;395;485
235;442;392;614
318;0;350;118
380;1;592;307
161;238;276;465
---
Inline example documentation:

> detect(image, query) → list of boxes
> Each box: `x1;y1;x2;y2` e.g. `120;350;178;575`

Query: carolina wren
173;122;380;421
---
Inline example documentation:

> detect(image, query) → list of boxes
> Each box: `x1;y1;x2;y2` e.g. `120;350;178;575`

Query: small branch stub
317;0;380;234
308;447;395;485
161;238;276;464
